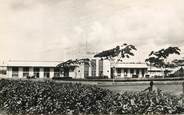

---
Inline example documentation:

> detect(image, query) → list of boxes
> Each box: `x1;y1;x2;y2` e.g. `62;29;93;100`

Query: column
144;69;147;78
7;67;12;78
18;67;23;78
50;68;54;78
121;69;124;78
40;68;44;78
29;67;34;77
133;69;136;75
96;59;99;77
114;68;117;78
127;69;131;78
139;69;142;78
88;65;92;77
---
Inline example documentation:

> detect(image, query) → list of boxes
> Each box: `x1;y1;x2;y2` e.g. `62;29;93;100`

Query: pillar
39;68;44;78
113;68;117;78
127;69;131;78
144;69;147;78
18;67;23;78
29;67;34;77
96;60;99;77
7;67;12;78
121;69;124;78
133;69;136;76
88;65;92;77
139;69;142;78
50;68;54;78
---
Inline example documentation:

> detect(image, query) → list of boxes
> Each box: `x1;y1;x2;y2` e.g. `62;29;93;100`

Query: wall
103;60;111;78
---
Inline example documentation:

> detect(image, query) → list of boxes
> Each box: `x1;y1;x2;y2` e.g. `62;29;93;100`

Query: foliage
145;47;181;68
94;43;137;60
57;58;90;68
0;79;184;114
172;58;184;67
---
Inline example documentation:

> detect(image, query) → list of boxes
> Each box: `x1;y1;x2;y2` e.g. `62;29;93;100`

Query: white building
113;62;148;78
6;59;111;79
6;60;61;78
61;58;111;79
6;60;151;79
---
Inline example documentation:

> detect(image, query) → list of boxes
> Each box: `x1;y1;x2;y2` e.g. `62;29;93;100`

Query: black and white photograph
1;0;184;114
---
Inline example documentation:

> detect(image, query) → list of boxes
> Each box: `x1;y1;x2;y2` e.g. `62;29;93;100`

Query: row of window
11;67;60;78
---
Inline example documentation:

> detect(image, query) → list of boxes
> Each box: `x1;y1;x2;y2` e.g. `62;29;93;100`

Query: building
60;58;111;79
113;62;148;78
6;60;61;78
6;59;111;79
5;59;157;79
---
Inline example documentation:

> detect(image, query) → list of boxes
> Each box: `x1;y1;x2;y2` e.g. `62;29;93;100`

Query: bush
0;79;184;114
86;76;109;79
52;76;72;80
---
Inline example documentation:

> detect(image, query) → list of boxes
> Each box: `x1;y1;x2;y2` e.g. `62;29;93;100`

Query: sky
0;0;184;63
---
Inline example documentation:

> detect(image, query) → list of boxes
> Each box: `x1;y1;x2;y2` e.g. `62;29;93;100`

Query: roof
7;60;63;67
114;63;148;68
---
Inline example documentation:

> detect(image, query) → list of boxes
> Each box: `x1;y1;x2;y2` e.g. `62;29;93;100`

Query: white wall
29;67;34;76
7;67;12;78
39;68;44;78
50;68;54;78
69;69;75;78
74;64;84;79
18;67;23;78
103;60;111;78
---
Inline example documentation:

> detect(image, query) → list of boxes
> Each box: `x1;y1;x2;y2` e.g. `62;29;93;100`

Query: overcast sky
0;0;184;63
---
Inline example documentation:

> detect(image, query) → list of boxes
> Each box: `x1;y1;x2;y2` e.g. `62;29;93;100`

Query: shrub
0;79;184;114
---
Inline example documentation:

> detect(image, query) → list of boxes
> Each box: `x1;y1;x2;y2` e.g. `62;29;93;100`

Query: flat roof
7;60;63;67
114;63;148;68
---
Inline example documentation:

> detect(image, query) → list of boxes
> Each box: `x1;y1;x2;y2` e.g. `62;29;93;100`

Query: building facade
6;60;151;79
7;61;61;78
64;58;111;79
113;62;148;78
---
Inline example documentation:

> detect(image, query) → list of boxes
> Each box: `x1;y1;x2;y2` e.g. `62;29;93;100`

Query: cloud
0;0;184;62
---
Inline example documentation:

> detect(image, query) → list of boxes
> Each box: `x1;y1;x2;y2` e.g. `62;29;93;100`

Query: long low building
5;59;150;79
6;60;61;78
113;62;148;78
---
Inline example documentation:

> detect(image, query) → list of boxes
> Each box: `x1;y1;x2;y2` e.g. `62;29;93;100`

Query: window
23;67;29;78
124;69;128;76
34;68;39;78
99;60;103;76
130;69;134;74
117;68;121;76
44;68;50;78
142;69;145;77
91;59;96;77
54;68;60;77
12;67;18;77
84;63;89;77
136;69;139;75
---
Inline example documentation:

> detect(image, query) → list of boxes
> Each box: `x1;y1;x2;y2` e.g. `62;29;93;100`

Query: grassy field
55;79;184;95
100;83;183;95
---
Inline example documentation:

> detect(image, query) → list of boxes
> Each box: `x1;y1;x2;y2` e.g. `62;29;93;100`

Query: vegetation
56;58;90;77
0;79;184;114
94;43;137;78
145;46;181;77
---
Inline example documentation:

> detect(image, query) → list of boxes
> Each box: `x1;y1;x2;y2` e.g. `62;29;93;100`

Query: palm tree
145;46;181;78
94;43;137;79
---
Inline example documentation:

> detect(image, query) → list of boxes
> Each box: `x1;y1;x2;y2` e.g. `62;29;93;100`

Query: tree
145;46;181;77
94;43;137;78
57;58;90;77
172;58;184;67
